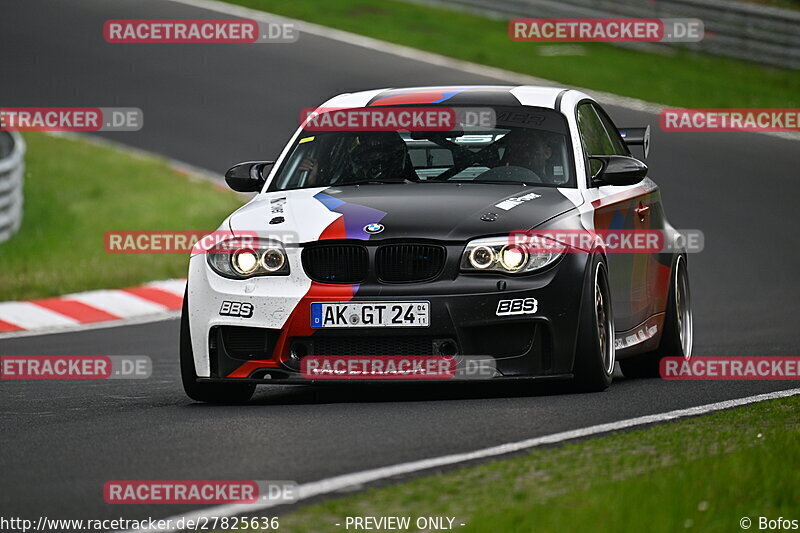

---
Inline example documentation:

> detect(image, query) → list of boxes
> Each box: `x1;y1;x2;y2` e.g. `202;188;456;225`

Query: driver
295;132;412;186
500;130;553;179
347;132;411;183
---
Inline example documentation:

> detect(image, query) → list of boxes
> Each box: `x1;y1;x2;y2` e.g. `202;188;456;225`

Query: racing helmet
349;132;409;181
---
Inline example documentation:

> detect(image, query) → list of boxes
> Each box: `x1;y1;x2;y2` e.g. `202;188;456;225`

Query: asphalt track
1;0;799;524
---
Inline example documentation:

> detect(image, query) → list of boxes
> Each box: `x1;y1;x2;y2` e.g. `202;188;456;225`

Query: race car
180;85;693;403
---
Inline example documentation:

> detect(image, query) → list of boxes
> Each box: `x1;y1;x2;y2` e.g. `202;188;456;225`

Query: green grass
272;395;799;533
225;0;800;108
0;133;244;301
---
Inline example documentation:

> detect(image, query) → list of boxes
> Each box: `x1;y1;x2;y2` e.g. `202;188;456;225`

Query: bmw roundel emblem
364;223;384;234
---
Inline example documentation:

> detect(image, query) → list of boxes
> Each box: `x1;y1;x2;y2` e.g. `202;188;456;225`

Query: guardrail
432;0;800;69
0;131;26;243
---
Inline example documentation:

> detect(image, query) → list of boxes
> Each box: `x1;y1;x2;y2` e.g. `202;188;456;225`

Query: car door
592;105;670;327
576;101;652;333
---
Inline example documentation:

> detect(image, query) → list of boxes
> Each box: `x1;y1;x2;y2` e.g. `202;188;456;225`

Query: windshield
269;106;575;191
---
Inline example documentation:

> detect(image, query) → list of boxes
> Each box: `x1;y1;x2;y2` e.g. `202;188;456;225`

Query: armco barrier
0;131;25;243
432;0;800;69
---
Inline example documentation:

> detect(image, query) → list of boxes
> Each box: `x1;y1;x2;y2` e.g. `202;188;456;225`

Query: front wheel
572;254;615;392
180;290;255;404
620;255;692;378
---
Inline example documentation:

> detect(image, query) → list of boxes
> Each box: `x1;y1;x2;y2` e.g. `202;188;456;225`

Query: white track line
168;0;800;141
120;387;800;532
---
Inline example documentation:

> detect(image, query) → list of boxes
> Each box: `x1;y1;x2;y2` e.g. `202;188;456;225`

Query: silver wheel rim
675;256;693;360
594;263;615;375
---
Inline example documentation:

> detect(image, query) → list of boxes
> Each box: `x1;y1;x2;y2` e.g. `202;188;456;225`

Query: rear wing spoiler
618;125;650;159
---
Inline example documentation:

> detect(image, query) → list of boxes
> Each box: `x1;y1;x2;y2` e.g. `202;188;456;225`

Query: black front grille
301;336;439;356
302;244;368;283
376;244;446;283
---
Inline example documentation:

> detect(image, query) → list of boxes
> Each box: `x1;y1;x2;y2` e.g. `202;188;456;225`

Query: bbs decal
496;298;538;316
219;301;253;318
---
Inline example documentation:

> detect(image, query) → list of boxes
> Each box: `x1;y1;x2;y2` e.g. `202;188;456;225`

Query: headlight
207;237;290;279
232;248;259;275
468;245;496;269
461;236;564;274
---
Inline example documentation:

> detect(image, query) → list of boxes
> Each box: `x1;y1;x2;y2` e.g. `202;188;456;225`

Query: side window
576;103;626;180
593;104;629;156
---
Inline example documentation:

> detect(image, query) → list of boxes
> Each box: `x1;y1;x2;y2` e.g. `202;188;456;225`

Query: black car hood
229;183;580;243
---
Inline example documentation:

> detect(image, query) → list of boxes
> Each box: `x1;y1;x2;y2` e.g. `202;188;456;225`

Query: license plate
311;302;430;328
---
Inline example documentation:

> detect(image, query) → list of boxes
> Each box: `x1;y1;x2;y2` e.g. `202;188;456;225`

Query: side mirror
589;155;648;187
224;161;275;192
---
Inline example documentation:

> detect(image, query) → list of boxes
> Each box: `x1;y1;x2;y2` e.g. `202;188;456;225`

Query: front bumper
187;248;591;382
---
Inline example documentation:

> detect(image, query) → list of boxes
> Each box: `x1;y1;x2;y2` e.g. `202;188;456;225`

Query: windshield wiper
458;180;538;185
347;178;418;185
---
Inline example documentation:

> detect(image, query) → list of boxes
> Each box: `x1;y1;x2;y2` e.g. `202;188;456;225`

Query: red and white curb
0;279;185;338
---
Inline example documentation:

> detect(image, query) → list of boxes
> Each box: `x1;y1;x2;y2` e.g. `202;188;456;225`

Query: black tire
619;255;692;378
180;290;255;404
572;254;615;392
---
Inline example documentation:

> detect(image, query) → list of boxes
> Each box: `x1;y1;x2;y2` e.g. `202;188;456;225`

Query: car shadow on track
182;378;609;408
